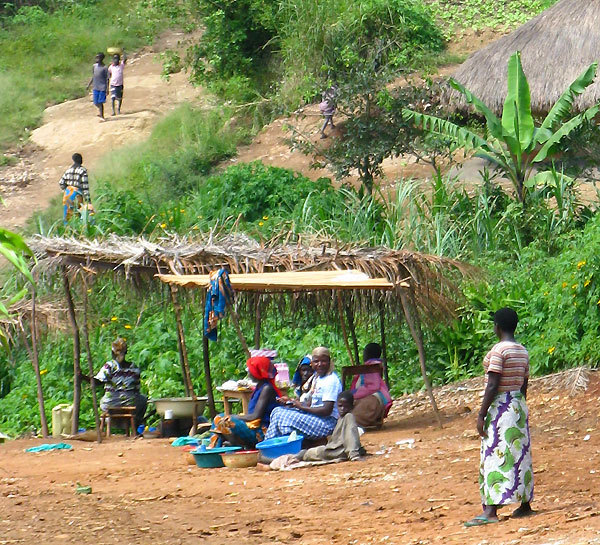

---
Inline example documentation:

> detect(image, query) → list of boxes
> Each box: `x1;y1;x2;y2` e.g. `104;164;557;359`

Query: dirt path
0;31;203;231
1;371;599;545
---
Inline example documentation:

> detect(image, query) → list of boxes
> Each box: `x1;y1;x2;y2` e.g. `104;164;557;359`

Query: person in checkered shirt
59;153;90;223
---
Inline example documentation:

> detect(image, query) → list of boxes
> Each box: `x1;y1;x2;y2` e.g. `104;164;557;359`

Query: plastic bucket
255;434;303;458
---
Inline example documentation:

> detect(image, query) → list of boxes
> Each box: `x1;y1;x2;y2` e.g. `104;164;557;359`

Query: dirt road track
1;372;599;545
0;31;202;231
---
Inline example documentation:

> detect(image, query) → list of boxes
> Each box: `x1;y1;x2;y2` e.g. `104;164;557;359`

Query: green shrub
198;162;335;222
184;0;278;84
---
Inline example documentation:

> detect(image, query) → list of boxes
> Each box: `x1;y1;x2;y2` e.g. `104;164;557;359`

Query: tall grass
276;0;445;106
0;0;191;151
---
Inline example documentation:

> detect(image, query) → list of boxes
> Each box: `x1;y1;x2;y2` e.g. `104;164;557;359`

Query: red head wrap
246;356;282;396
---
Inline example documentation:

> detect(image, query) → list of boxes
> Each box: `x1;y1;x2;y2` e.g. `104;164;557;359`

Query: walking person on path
108;52;126;116
464;307;534;527
319;85;337;139
86;52;109;121
58;153;90;223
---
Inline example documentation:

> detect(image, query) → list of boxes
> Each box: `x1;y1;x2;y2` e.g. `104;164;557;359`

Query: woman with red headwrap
209;356;280;449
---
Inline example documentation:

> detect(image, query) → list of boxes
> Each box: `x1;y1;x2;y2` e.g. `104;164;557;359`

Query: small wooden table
221;389;253;416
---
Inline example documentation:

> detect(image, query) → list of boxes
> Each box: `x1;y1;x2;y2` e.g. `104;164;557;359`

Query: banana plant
403;51;599;203
0;228;34;350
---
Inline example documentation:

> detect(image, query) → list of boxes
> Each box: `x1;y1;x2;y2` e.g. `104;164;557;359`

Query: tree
403;51;599;203
0;227;48;436
290;0;444;196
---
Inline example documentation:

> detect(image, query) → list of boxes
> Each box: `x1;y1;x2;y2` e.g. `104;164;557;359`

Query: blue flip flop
464;515;499;527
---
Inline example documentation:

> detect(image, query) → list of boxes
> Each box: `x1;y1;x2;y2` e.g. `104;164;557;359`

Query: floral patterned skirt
480;391;534;506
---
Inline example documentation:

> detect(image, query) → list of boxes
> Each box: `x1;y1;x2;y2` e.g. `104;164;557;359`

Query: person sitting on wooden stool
86;337;147;434
350;343;392;428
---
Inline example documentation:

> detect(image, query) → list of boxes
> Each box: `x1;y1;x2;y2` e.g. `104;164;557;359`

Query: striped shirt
59;164;90;200
483;341;529;393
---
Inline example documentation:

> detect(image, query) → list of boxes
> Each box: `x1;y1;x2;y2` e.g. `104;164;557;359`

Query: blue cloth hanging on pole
204;268;234;341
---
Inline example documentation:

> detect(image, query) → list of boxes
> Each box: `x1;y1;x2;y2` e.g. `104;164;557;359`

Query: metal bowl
221;450;259;468
150;397;207;418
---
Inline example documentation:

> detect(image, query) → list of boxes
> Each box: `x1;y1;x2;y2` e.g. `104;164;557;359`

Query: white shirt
311;373;342;418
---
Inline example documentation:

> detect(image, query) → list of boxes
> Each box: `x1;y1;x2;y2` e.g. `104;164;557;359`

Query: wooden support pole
62;267;82;435
82;275;102;444
400;290;442;428
169;286;198;434
253;294;262;350
378;298;390;389
344;300;360;366
229;304;251;358
30;288;49;437
170;285;193;397
202;334;216;418
336;292;356;366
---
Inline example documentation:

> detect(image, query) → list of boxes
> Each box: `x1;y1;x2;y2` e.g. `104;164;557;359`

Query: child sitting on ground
296;390;362;462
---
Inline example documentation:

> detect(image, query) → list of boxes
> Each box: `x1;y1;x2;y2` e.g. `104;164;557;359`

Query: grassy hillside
0;0;192;153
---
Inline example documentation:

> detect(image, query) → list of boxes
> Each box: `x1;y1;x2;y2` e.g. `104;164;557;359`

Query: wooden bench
100;406;136;437
341;363;383;390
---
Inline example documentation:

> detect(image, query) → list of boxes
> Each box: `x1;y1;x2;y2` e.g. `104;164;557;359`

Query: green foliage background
1;0;584;438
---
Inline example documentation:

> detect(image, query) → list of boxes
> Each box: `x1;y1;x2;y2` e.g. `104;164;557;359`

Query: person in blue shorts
87;52;109;121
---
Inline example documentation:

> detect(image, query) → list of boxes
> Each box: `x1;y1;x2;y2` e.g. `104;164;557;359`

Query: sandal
512;505;535;518
464;515;499;527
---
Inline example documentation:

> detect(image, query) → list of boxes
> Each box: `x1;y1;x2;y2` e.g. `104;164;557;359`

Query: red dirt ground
1;371;599;545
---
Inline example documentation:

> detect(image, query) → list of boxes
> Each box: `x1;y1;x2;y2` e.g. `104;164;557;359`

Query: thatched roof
446;0;600;114
27;233;475;319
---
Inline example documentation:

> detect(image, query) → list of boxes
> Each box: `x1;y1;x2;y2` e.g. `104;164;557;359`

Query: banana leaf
501;52;534;153
538;62;598;138
448;78;502;139
534;105;600;163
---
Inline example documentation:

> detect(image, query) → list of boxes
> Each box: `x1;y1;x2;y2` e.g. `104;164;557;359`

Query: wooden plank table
221;389;253;416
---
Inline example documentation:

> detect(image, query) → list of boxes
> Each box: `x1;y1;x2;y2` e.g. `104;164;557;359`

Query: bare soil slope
0;31;203;230
1;371;598;545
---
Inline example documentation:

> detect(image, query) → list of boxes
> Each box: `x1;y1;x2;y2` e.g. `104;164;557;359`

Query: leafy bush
198;162;335;223
184;0;277;84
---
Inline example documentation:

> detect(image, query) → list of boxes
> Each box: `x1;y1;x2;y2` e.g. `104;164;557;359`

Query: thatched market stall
28;233;475;437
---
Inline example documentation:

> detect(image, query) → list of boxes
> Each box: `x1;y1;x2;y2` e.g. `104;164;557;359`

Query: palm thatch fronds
445;0;600;114
27;233;476;321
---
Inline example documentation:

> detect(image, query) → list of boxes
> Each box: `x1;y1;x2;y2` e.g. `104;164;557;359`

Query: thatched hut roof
446;0;600;114
27;233;475;320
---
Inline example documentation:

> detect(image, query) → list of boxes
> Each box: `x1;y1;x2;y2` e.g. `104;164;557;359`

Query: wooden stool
221;389;253;416
100;406;136;437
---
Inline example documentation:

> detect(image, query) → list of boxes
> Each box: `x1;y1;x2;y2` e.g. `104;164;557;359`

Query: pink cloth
108;62;124;86
350;359;392;415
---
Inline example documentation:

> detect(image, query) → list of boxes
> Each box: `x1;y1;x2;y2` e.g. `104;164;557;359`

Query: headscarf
292;355;312;388
246;356;282;396
111;337;127;355
311;346;334;373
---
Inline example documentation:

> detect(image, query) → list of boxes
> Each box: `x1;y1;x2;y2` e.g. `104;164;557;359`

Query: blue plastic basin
191;446;241;468
255;434;304;458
